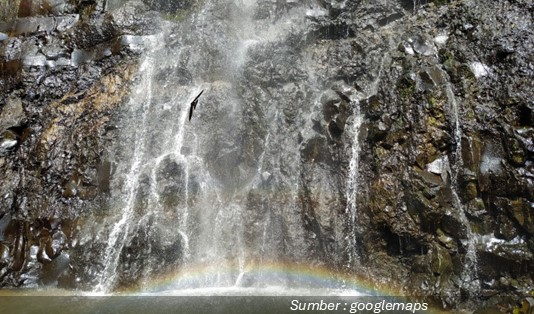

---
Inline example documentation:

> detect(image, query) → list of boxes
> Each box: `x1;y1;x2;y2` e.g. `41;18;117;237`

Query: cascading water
89;0;365;294
445;85;480;295
344;52;389;268
2;0;532;310
345;103;362;268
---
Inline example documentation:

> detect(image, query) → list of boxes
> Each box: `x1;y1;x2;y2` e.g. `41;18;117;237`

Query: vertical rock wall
0;0;532;311
353;0;534;309
0;0;160;287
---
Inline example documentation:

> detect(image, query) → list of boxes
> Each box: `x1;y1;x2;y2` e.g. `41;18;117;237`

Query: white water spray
445;85;480;294
93;0;370;295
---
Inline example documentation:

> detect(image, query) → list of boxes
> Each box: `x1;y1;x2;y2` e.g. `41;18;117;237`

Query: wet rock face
0;0;532;311
156;157;187;207
116;216;183;289
353;0;534;308
0;0;144;288
145;0;193;14
17;0;74;17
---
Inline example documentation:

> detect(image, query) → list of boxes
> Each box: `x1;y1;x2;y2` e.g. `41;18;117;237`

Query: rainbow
0;262;403;297
0;262;447;313
115;261;397;297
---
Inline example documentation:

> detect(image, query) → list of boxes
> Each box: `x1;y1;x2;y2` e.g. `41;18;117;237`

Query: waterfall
91;0;363;294
345;105;362;268
345;51;388;268
445;85;480;295
94;34;166;292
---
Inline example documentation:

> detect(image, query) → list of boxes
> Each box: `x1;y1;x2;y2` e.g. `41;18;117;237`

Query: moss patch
0;0;21;21
397;76;416;100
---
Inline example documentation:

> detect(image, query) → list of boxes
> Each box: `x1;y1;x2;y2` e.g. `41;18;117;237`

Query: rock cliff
0;0;532;311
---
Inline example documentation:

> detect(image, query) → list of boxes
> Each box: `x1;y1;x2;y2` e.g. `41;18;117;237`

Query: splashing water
91;0;368;294
95;35;166;292
445;85;480;295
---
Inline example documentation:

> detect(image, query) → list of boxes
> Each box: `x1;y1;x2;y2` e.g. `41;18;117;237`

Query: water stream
92;0;364;295
445;85;480;295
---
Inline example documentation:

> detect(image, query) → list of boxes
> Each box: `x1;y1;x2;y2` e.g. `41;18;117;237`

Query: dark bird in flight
335;90;351;103
189;90;204;121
